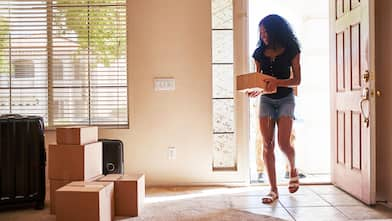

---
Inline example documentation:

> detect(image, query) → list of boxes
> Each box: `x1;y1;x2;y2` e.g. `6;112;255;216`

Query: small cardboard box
96;174;145;217
49;142;102;180
236;72;276;92
56;127;98;145
56;181;114;221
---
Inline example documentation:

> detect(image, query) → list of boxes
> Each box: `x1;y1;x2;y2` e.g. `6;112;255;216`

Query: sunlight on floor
145;186;262;203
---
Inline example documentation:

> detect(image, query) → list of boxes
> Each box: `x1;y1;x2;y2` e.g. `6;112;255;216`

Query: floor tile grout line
278;195;297;221
232;190;296;221
333;206;354;220
316;193;352;220
278;200;297;221
279;185;351;220
311;189;335;206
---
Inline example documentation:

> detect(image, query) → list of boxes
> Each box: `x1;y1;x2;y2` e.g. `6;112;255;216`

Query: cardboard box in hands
236;72;277;94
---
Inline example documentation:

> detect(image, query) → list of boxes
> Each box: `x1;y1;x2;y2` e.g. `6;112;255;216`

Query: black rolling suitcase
99;139;124;175
0;114;46;210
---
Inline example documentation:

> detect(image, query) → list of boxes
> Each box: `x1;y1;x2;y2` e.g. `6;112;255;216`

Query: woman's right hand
247;90;262;97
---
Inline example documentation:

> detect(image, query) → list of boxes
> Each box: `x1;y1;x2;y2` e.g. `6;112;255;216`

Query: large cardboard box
236;72;276;92
56;181;114;221
50;180;71;214
97;174;145;217
50;175;104;214
56;127;98;145
49;142;102;180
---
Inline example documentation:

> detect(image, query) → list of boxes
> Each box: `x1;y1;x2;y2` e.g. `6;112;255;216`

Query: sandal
289;169;300;193
262;191;279;204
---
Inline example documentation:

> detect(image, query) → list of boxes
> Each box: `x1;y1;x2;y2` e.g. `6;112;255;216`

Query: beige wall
376;0;392;205
45;0;250;186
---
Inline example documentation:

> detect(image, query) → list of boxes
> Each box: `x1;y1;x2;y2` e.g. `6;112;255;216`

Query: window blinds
0;0;128;128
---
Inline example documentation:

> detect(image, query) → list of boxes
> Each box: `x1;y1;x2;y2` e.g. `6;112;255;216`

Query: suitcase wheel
34;200;45;210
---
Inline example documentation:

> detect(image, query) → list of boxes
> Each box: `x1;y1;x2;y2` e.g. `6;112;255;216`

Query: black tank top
252;43;300;99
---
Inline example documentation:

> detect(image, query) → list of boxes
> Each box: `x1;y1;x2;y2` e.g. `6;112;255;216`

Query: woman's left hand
264;79;278;93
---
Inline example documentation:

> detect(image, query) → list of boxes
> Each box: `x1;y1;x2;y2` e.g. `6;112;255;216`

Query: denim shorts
259;93;295;120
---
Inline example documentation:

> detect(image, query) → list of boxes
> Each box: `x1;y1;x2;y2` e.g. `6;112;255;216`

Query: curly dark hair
258;14;300;50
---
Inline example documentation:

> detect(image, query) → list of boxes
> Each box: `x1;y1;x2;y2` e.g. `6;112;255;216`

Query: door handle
361;87;369;99
360;99;369;127
360;87;370;127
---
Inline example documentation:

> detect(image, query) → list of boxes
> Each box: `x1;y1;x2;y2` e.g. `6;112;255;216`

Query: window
0;0;128;128
52;59;63;80
211;0;236;170
14;59;34;78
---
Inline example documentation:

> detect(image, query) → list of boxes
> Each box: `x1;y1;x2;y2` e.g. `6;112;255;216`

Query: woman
248;14;301;204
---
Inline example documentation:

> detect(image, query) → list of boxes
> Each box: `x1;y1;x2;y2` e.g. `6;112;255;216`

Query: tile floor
138;185;392;221
0;185;392;221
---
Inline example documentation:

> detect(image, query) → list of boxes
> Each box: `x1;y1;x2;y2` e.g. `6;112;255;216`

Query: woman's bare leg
277;116;297;177
259;117;277;193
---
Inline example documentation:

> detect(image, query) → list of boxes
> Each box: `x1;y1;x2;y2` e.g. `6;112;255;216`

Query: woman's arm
255;60;262;73
276;53;301;87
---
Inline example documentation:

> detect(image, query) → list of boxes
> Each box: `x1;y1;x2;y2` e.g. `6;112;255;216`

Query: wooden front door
330;0;376;205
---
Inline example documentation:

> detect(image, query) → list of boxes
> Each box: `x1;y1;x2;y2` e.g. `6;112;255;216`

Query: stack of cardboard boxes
49;127;145;221
49;127;102;214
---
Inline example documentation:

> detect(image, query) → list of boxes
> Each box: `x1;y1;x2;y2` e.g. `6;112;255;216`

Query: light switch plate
154;78;175;91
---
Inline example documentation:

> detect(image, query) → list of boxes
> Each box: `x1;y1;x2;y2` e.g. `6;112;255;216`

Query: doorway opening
248;0;331;184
